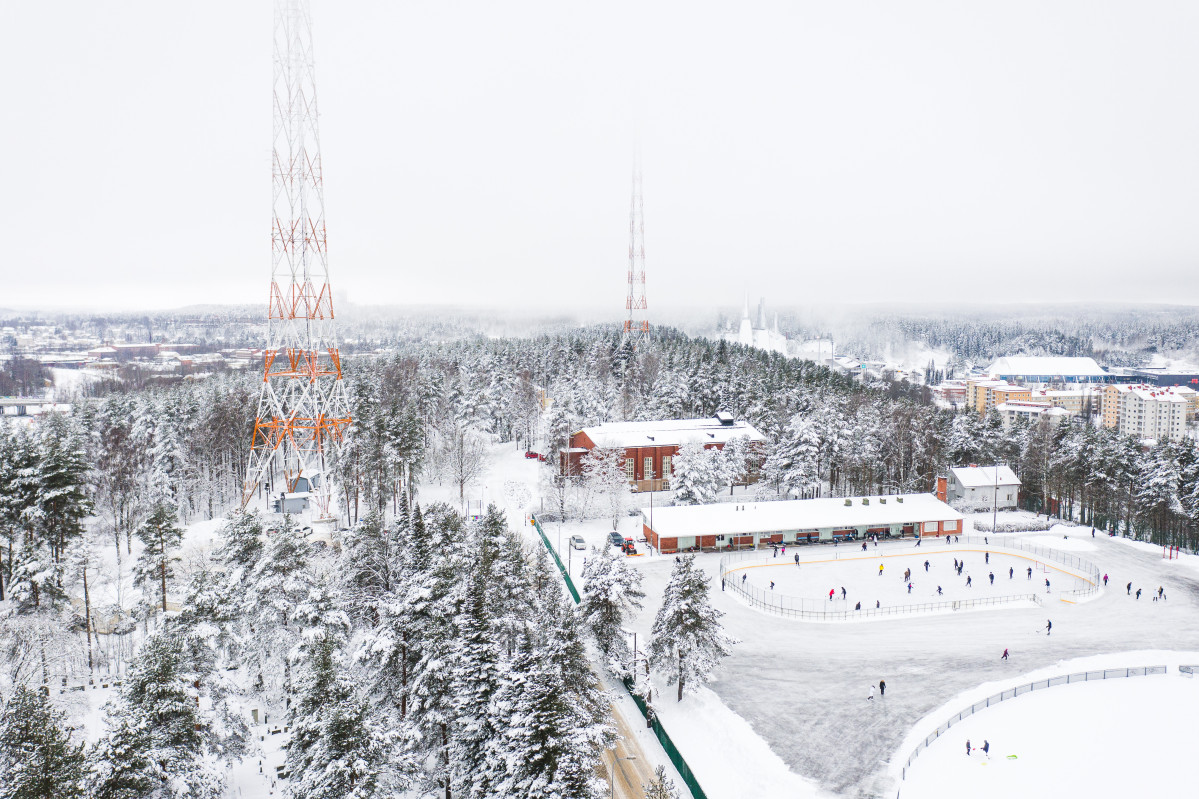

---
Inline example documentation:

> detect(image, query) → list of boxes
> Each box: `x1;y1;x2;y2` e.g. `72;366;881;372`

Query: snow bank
648;682;832;799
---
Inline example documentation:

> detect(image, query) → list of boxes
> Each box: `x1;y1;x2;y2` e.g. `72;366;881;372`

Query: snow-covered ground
896;651;1199;799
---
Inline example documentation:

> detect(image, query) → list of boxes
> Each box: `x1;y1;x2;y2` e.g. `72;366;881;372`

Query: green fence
529;514;580;602
528;514;708;799
622;677;710;799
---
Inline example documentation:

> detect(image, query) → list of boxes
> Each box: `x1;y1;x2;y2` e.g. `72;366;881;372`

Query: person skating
1127;581;1132;595
879;564;884;576
907;582;913;594
966;739;971;756
982;740;990;758
841;586;847;600
985;551;990;564
742;574;747;585
1158;586;1164;599
924;559;930;572
862;541;868;552
1046;619;1052;635
966;575;972;587
829;588;835;601
794;553;800;566
876;599;880;609
868;685;875;701
855;601;861;610
1027;566;1032;579
879;679;886;697
1103;573;1108;587
1136;588;1142;600
1045;578;1050;593
984;537;989;545
1001;648;1009;660
770;581;775;590
989;571;994;585
1009;566;1014;579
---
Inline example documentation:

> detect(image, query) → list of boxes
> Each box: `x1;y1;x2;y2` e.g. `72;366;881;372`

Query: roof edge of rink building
642;493;963;554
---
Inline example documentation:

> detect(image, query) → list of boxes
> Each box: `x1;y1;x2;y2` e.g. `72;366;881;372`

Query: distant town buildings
1101;384;1192;442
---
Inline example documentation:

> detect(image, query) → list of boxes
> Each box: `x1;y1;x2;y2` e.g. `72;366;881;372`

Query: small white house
948;465;1021;510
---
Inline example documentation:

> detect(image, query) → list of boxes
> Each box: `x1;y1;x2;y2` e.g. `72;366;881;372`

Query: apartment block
1101;384;1188;442
966;379;1032;415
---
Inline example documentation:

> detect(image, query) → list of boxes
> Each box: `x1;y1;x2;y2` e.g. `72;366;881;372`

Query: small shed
272;491;310;514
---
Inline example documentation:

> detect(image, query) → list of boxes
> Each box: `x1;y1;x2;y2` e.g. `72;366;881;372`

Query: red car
524;450;540;459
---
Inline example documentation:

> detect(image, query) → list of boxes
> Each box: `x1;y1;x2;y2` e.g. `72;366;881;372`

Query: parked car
607;531;624;548
570;535;585;550
524;450;540;459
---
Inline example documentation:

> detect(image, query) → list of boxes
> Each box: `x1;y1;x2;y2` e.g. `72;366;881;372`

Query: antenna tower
623;161;649;341
242;0;350;519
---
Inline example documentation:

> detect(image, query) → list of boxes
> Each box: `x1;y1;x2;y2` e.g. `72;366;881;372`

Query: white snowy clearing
895;651;1199;799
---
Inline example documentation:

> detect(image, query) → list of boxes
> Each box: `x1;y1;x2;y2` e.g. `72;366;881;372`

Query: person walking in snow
1001;648;1009;660
989;571;994;585
879;679;886;696
1046;619;1052;635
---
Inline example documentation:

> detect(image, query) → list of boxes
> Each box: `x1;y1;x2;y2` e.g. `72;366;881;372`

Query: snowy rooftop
578;417;766;448
641;493;960;537
1109;384;1191;403
950;465;1021;488
985;356;1108;378
995;402;1068;416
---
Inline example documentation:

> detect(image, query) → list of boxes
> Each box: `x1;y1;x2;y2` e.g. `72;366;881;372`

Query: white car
569;535;586;550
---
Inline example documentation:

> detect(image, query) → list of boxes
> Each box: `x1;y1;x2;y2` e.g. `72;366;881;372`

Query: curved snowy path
624;533;1199;797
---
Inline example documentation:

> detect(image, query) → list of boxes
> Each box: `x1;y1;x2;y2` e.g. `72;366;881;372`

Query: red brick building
562;413;767;492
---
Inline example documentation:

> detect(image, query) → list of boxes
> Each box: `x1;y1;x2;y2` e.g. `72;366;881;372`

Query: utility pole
622;156;648;343
242;0;351;520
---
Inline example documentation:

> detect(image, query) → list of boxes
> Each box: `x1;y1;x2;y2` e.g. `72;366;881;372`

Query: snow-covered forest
4;323;1199;797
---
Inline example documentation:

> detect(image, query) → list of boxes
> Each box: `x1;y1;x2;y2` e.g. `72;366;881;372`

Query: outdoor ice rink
725;541;1093;614
597;524;1199;797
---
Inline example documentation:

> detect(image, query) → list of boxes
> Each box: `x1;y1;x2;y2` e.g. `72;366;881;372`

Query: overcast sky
3;1;1198;313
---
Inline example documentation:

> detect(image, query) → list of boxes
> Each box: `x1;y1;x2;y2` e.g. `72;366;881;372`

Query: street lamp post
609;754;638;799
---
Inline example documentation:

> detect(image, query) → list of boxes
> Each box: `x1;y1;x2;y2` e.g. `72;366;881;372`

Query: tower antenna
623;156;648;342
242;0;351;520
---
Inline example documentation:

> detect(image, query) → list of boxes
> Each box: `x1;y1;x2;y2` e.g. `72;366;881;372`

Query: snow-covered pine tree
0;684;86;799
648;555;736;702
579;544;644;667
671;443;720;505
643;764;681;799
214;509;263;576
27;413;92;565
89;635;224;799
133;502;183;613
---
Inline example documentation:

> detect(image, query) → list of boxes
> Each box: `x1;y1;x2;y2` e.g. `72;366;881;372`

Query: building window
662;455;673;475
625;458;634;482
644;456;653;480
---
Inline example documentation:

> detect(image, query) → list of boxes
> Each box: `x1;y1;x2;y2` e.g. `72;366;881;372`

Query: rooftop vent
715;411;735;425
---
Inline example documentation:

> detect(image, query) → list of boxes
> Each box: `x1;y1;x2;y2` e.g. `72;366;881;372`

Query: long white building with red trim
642;493;963;554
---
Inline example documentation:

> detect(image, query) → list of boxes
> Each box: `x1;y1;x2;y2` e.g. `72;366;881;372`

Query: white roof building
947;465;1021;510
641;493;963;552
985;356;1109;385
576;416;767;449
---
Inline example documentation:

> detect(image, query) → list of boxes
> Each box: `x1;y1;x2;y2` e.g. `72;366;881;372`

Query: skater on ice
1127;581;1132;595
841;586;847;599
937;585;943;595
982;740;990;757
966;739;971;756
1045;578;1050;593
879;679;886;696
966;575;972;587
1046;619;1052;635
829;588;835;601
1103;573;1108;586
1009;566;1014;579
1136;588;1142;600
924;559;930;572
1001;648;1009;660
1028;566;1033;580
989;571;994;585
868;685;874;701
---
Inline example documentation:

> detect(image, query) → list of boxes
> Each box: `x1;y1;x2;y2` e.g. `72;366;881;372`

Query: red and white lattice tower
242;0;351;519
623;160;649;341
